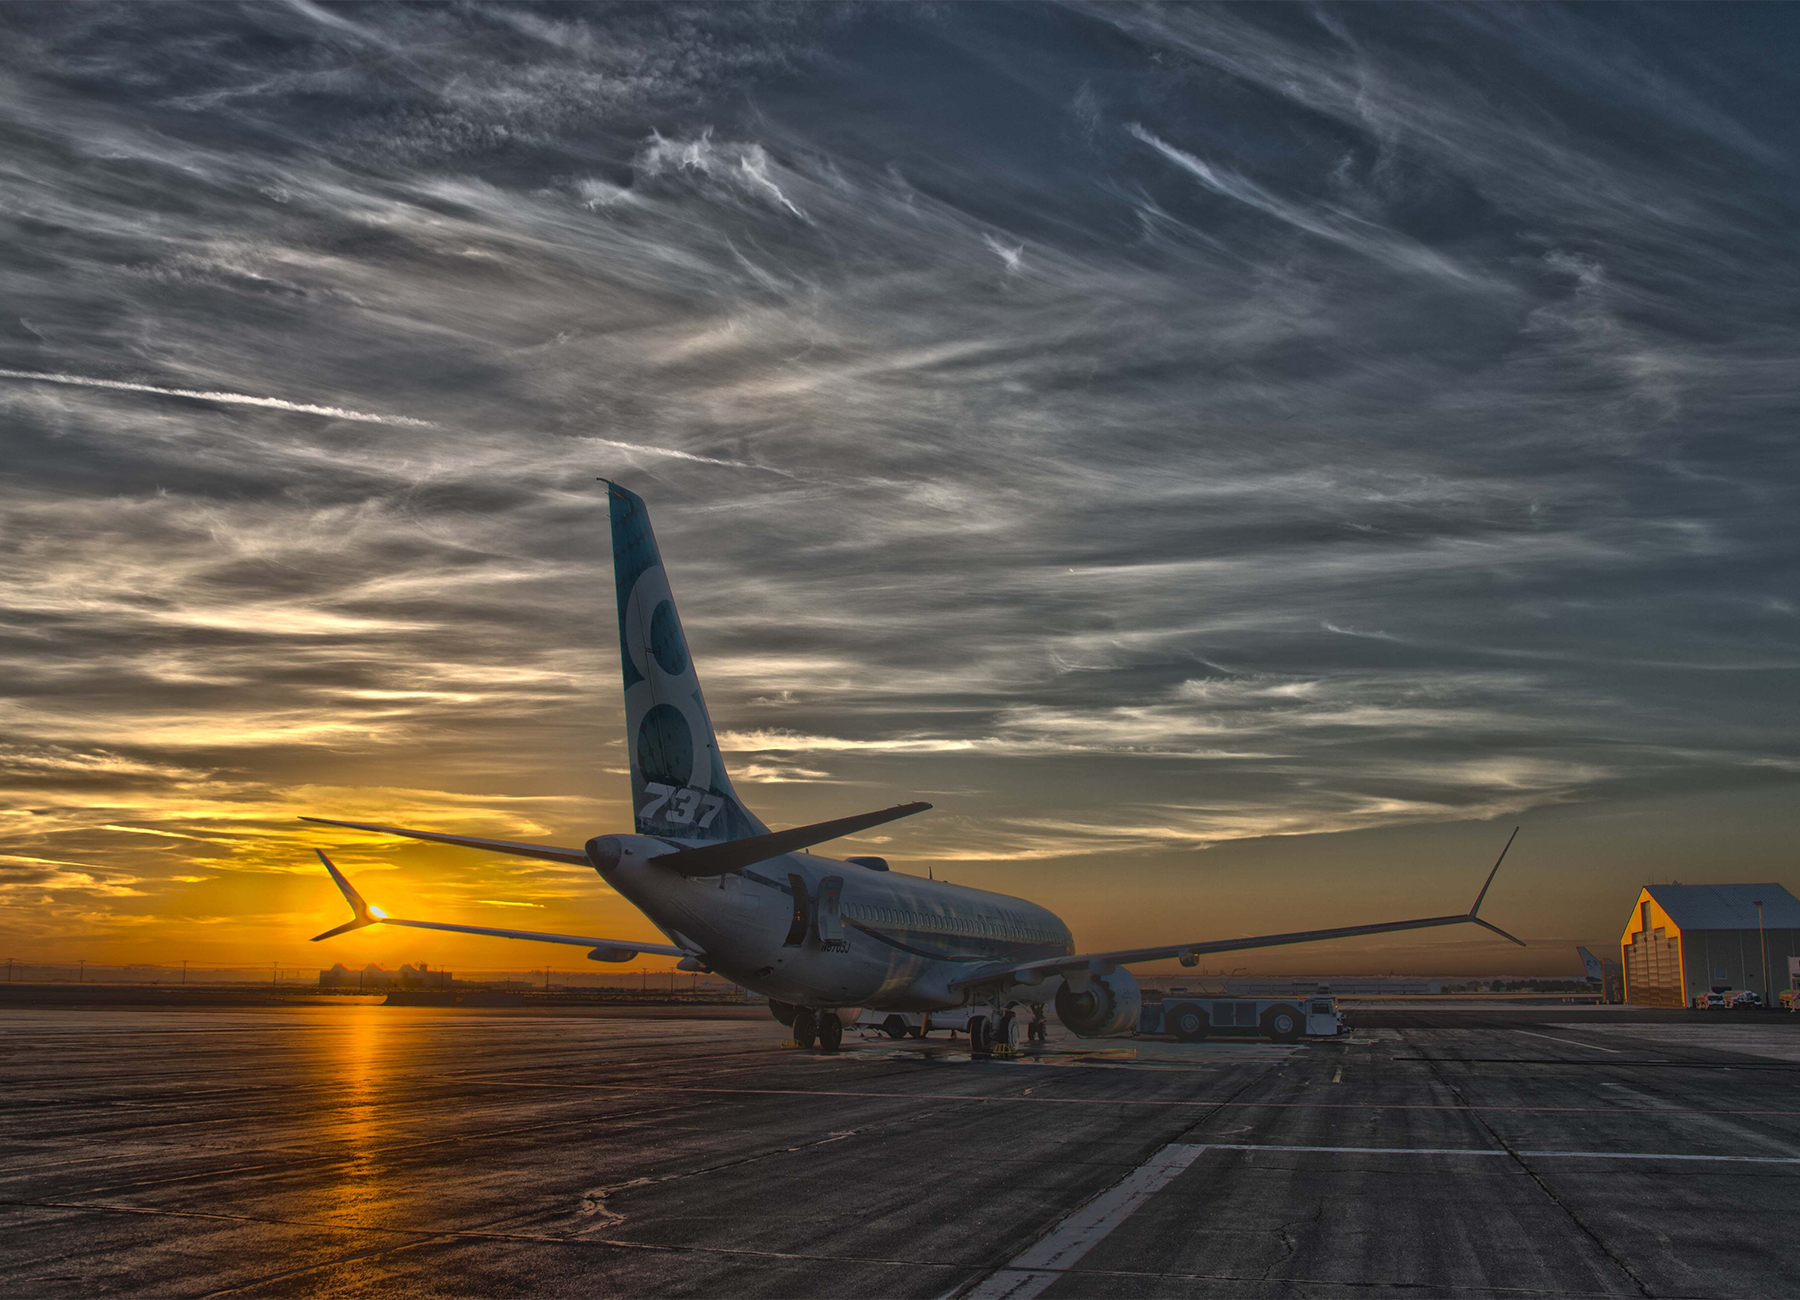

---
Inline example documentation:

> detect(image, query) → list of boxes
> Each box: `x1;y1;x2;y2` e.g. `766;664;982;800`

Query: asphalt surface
3;1005;1798;1298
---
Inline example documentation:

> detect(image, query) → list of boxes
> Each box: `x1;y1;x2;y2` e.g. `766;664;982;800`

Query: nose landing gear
791;1006;817;1049
787;1007;843;1052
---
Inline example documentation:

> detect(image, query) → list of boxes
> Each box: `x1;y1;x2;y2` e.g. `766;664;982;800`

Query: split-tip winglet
1467;827;1524;946
310;848;378;942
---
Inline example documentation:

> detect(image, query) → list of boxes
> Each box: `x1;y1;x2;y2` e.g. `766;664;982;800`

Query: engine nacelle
1054;967;1141;1037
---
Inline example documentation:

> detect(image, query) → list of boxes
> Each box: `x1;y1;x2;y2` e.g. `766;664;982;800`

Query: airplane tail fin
607;482;766;843
1577;946;1605;982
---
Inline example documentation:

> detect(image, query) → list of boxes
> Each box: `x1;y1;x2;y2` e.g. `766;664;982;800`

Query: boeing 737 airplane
308;483;1523;1054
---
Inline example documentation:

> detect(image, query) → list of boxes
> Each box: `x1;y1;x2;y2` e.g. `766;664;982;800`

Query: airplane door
783;873;810;947
816;876;844;947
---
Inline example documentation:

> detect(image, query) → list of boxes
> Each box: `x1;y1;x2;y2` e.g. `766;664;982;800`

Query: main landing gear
788;1007;842;1052
969;1004;1033;1057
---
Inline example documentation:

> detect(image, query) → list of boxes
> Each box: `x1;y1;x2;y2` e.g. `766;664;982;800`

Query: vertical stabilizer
1577;946;1605;983
608;483;766;843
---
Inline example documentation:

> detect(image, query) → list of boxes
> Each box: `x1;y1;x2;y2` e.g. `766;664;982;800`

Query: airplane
1577;945;1622;1003
308;481;1524;1055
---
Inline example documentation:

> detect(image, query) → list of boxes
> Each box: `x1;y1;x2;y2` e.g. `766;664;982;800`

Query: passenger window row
842;902;1050;945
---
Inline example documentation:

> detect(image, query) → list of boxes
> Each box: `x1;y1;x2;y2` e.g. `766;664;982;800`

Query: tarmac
3;1002;1798;1298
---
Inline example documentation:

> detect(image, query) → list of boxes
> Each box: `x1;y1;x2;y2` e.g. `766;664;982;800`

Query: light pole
1754;900;1770;1006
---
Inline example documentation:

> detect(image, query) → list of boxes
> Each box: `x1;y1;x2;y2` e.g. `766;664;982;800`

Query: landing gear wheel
1262;1005;1301;1044
792;1007;818;1049
882;1015;909;1040
907;1025;926;1039
994;1010;1020;1054
818;1013;843;1052
1167;1003;1210;1043
968;1014;992;1056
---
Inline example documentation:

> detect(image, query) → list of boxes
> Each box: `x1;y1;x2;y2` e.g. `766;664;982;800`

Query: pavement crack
1411;1030;1656;1299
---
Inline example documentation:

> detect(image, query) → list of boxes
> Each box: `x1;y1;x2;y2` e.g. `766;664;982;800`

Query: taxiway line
1513;1031;1623;1054
1187;1142;1800;1164
959;1143;1207;1300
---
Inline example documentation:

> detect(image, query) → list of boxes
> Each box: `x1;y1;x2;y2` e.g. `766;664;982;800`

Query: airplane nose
585;836;622;872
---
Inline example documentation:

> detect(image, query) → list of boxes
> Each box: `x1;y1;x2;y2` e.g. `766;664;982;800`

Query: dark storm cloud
0;3;1796;946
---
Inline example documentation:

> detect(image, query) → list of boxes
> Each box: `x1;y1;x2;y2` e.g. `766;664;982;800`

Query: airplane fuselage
598;835;1072;1011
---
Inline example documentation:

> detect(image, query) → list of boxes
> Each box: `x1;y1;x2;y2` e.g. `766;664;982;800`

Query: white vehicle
1151;992;1345;1042
308;483;1525;1056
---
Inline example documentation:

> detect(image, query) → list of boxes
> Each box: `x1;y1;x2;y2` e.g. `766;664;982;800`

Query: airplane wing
307;850;687;960
950;828;1525;992
299;818;592;865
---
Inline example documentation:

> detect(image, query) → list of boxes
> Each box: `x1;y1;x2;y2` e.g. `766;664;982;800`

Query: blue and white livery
306;484;1523;1054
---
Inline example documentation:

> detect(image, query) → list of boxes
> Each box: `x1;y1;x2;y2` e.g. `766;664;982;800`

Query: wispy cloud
0;4;1794;964
0;369;438;427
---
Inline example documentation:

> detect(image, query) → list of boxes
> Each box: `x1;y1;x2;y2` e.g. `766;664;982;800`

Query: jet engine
1054;967;1141;1037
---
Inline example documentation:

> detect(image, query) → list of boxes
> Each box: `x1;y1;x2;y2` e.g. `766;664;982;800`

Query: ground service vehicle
1142;992;1345;1042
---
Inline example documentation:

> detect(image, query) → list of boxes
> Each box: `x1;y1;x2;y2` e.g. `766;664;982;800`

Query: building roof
1644;883;1800;931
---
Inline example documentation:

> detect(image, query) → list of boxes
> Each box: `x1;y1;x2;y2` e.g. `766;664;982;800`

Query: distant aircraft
308;483;1524;1054
1577;945;1623;1003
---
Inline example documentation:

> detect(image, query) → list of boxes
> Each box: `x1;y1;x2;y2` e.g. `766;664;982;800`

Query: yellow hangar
1621;883;1800;1008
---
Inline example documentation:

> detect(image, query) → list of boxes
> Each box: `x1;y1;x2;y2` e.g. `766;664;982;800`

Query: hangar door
1625;923;1683;1007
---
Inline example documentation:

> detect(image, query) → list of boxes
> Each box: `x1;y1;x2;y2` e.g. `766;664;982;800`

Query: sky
3;3;1797;978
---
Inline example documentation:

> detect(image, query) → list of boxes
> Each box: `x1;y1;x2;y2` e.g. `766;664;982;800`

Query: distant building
1621;884;1800;1007
317;963;452;989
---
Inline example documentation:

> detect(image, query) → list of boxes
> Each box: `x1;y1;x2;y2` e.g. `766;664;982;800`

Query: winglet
1466;827;1524;946
311;849;378;942
1471;916;1527;947
1469;826;1518;918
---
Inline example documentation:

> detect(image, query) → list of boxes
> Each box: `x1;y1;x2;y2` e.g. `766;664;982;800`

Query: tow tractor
850;990;1346;1044
1140;989;1346;1043
851;1007;992;1040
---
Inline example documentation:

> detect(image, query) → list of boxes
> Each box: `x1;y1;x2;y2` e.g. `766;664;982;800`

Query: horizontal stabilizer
306;848;687;958
299;817;590;865
648;801;932;877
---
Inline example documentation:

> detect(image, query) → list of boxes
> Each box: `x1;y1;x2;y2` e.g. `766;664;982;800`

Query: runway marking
1516;1030;1622;1054
456;1077;1800;1116
1188;1143;1800;1165
1392;1056;1796;1069
1331;1065;1343;1083
959;1143;1206;1300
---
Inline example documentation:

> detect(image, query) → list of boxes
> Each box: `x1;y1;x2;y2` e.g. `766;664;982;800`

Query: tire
818;1013;843;1052
1166;1003;1210;1042
1262;1005;1301;1044
968;1014;991;1056
995;1010;1019;1052
907;1025;926;1039
882;1015;909;1040
792;1007;817;1049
